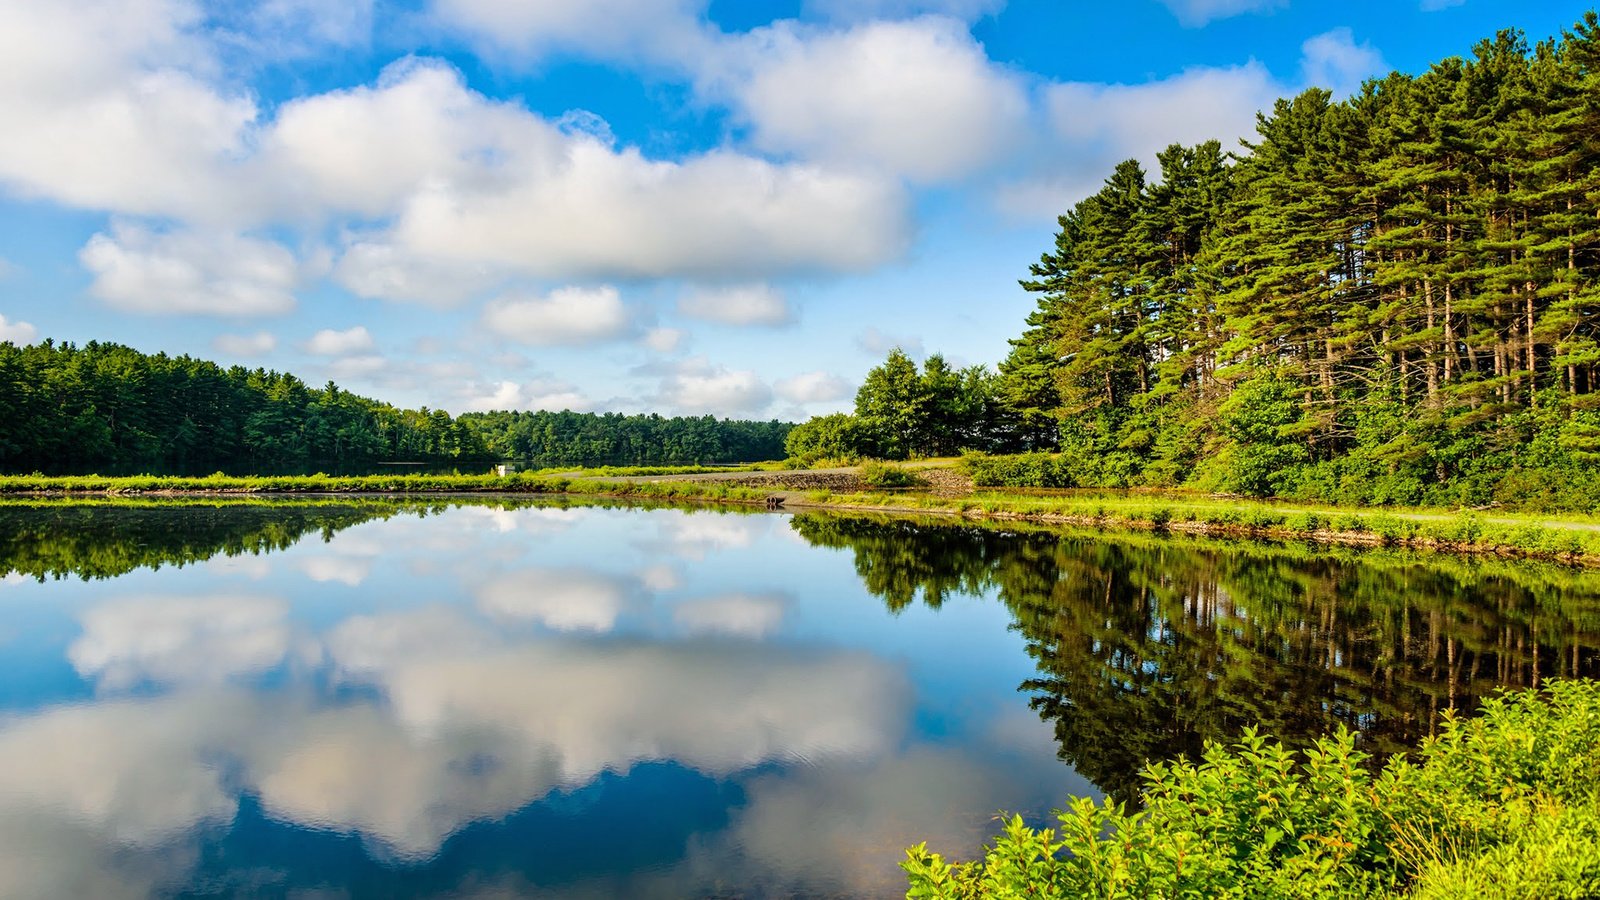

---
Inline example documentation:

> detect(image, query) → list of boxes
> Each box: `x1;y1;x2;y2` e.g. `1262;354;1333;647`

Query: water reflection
792;513;1600;803
10;500;1590;895
0;501;1085;898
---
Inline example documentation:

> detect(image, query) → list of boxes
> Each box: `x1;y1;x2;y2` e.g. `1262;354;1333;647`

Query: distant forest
457;410;790;467
796;14;1600;510
0;341;790;474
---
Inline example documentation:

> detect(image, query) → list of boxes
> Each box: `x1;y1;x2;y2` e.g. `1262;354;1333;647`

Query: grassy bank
6;470;1600;565
0;470;768;502
904;679;1600;899
780;487;1600;565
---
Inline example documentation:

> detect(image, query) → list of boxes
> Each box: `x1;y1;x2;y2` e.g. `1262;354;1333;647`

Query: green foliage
783;413;865;464
858;462;925;489
0;339;493;475
905;680;1600;899
459;409;789;466
966;14;1600;511
960;451;1074;488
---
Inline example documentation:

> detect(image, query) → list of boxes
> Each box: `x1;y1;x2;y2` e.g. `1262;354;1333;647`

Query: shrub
859;462;925;489
905;680;1600;900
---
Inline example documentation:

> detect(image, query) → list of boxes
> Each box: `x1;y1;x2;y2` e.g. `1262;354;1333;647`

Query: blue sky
0;0;1591;419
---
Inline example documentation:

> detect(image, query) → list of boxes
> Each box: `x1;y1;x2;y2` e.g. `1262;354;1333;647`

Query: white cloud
1300;28;1387;98
1157;0;1283;27
802;0;1004;22
654;358;774;416
997;61;1280;218
678;283;794;326
482;285;634;346
0;313;38;345
211;330;276;356
326;354;389;379
775;370;852;404
78;224;304;316
67;595;294;690
673;593;789;638
333;240;500;308
714;17;1027;181
237;0;374;53
461;378;593;413
642;326;687;353
431;0;709;63
0;0;258;222
1;14;911;285
305;325;375;356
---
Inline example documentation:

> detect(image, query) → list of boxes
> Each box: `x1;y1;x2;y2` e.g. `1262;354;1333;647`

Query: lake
1;499;1597;898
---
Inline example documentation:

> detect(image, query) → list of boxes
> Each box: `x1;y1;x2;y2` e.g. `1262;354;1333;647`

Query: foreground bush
904;679;1600;899
960;452;1075;488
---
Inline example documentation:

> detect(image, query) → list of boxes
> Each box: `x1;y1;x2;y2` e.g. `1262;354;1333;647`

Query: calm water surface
1;499;1598;898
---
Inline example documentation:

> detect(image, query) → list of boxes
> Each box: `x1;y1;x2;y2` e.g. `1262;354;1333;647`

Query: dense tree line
1010;16;1600;506
454;409;790;466
0;340;491;474
800;15;1600;508
784;349;1032;462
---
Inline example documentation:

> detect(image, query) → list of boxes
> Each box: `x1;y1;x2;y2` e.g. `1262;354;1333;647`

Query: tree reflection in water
791;512;1600;804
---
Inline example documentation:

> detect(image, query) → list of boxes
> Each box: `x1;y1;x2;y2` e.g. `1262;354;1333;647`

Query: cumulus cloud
712;17;1027;181
775;370;852;404
0;313;38;345
995;61;1280;218
1300;27;1387;98
461;378;593;413
802;0;1004;22
653;358;774;416
482;285;635;346
431;0;709;63
642;326;686;353
78;224;306;316
1157;0;1283;27
2;12;911;288
268;60;910;279
211;331;276;356
678;283;794;326
304;325;375;356
333;241;500;308
232;0;375;55
0;0;259;222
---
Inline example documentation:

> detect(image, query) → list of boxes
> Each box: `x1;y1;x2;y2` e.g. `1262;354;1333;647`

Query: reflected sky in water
0;502;1090;899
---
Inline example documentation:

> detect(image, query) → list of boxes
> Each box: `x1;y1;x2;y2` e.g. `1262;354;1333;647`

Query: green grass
770;487;1600;565
0;471;770;504
905;679;1600;899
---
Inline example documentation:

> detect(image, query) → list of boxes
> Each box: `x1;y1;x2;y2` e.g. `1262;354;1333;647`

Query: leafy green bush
859;462;926;489
905;679;1600;899
960;452;1074;488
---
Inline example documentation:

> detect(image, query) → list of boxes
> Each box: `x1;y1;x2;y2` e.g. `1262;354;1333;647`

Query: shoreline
4;472;1598;567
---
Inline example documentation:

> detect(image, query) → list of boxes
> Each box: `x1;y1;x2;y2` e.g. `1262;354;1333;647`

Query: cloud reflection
69;594;299;689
